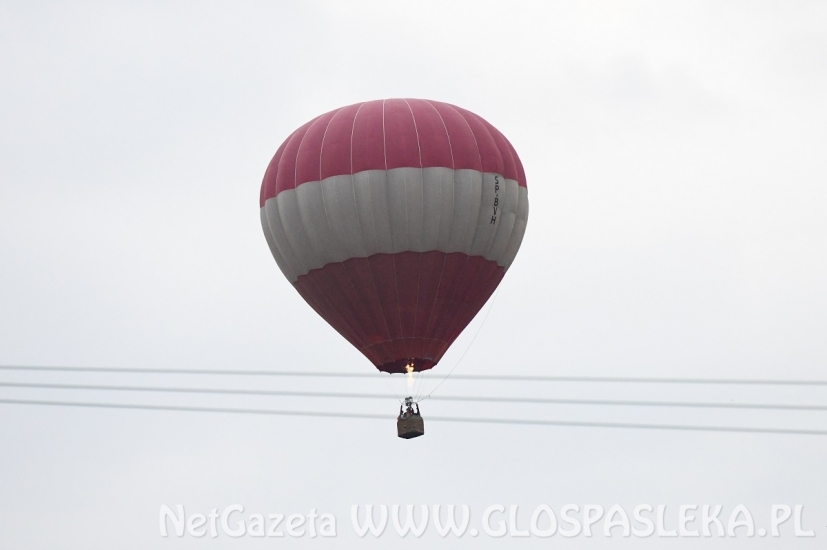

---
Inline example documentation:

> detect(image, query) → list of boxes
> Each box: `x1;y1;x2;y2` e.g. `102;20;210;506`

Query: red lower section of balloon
292;251;505;373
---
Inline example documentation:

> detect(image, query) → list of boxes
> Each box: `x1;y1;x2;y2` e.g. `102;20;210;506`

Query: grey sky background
1;1;825;548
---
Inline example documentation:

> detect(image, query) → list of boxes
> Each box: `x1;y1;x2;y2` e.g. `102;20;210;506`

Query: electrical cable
3;365;824;386
1;398;825;436
1;381;826;411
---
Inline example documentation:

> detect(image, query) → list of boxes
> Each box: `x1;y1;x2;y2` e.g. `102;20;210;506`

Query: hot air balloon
259;99;528;435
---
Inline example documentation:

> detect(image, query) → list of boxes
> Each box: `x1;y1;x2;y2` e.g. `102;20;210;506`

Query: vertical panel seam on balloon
288;118;319;274
456;107;487;245
383;99;405;349
381;99;402;342
443;110;491;340
501;189;529;271
259;151;282;269
446;103;483;251
352;104;393;344
395;103;413;360
259;136;285;207
295;270;363;354
261;205;297;282
402;99;424;360
481;125;514;260
420;101;455;356
316;109;378;351
350;102;393;354
266;201;301;280
348;102;370;257
317;108;342;263
464;112;498;257
276;123;317;275
501;133;527;187
440;107;488;341
267;126;298;264
287;116;365;345
425;103;473;339
497;134;529;268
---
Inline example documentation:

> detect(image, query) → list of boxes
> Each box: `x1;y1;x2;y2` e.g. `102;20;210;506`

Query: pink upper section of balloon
259;99;527;207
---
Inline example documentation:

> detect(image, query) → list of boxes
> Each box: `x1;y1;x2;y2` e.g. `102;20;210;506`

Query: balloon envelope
260;99;528;373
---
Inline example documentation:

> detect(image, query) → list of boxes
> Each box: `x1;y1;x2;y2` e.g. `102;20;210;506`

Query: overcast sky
1;1;825;548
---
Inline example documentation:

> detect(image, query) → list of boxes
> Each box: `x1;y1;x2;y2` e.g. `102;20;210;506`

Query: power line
2;365;826;386
0;382;391;400
432;395;827;411
0;365;379;377
2;381;826;412
0;398;824;436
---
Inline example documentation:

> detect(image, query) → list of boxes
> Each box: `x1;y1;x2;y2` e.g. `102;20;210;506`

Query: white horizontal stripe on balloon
261;167;528;282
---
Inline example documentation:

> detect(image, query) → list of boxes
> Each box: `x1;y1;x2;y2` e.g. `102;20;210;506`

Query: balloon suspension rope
379;374;405;405
413;366;428;402
417;286;501;403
